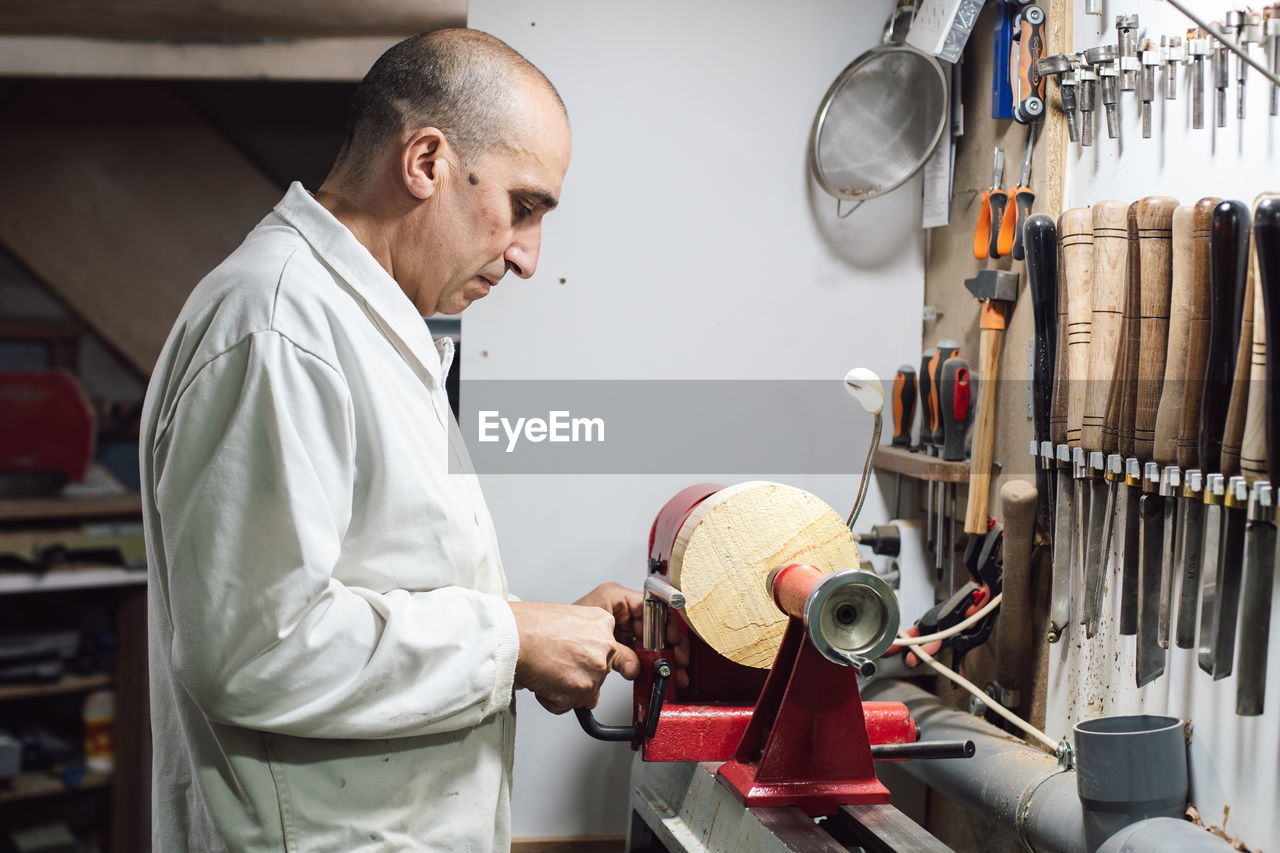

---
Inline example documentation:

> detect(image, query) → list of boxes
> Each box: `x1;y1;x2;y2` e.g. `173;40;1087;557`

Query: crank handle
574;658;671;743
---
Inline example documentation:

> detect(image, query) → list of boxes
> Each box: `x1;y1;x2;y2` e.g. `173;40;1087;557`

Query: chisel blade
1136;488;1167;686
1175;470;1206;649
1082;452;1112;637
1049;445;1075;642
1197;474;1226;674
1118;458;1142;636
1237;483;1276;715
1210;477;1249;680
1157;467;1182;647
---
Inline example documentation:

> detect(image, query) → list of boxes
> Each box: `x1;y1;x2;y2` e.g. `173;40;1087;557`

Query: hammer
963;269;1020;535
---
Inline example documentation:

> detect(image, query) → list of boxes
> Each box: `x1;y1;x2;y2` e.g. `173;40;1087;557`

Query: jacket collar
272;182;453;386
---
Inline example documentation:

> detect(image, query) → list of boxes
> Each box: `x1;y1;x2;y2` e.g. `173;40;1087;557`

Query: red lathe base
716;615;890;815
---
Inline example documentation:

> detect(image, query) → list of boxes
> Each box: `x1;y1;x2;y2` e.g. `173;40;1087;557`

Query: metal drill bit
1086;44;1121;139
1039;53;1080;142
1163;35;1185;100
1077;52;1099;147
1212;21;1232;128
1187;29;1211;128
1140;39;1162;137
1118;15;1141;91
1267;7;1279;116
1239;10;1263;120
1086;0;1101;16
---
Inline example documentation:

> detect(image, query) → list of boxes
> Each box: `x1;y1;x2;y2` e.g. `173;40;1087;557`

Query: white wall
464;0;924;837
1049;2;1278;847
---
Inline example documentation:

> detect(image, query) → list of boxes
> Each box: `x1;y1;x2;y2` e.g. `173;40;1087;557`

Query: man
141;28;645;852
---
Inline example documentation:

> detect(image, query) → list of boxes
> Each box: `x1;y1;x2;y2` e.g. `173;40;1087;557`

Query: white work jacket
140;183;519;852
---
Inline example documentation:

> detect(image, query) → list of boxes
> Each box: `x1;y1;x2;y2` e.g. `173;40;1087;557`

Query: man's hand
509;601;640;714
573;582;690;690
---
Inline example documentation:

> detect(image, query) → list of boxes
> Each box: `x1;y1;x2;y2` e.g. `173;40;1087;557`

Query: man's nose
504;227;541;279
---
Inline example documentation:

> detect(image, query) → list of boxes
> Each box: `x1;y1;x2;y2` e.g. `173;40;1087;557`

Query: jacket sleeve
151;330;519;739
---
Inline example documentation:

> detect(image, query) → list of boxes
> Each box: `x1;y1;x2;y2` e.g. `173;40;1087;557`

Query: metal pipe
862;680;1238;853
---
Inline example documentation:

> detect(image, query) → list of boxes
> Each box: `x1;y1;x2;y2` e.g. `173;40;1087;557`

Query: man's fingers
610;642;641;680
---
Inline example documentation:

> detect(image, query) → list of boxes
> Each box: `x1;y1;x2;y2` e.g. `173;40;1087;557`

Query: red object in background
0;370;96;486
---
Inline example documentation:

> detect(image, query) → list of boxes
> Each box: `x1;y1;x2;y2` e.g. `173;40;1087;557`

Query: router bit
1039;53;1080;142
1212;21;1232;128
1239;10;1264;120
1077;51;1099;146
1268;6;1279;116
1117;15;1141;91
1163;35;1185;100
1140;39;1162;137
1187;28;1211;128
1085;44;1121;139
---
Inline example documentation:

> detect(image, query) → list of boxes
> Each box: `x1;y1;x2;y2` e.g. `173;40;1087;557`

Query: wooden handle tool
1133;197;1179;461
1201;200;1251;476
1051;223;1071;449
1239;194;1279;482
1109;204;1142;461
1082;201;1131;452
1154;205;1197;466
1061;208;1095;450
996;479;1039;696
1221;262;1256;478
1177;197;1222;471
1257;197;1280;486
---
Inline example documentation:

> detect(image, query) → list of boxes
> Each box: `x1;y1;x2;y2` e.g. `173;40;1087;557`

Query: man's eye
513;201;535;221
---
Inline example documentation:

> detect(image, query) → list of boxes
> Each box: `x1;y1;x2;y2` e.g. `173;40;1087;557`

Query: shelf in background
0;565;146;595
0;673;112;703
0;493;142;523
874;446;971;483
0;771;111;803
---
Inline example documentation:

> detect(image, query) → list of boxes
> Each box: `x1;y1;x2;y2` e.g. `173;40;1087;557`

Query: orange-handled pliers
972;148;1006;260
997;125;1036;260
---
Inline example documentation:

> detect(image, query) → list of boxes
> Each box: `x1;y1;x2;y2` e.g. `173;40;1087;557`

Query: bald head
330;28;566;186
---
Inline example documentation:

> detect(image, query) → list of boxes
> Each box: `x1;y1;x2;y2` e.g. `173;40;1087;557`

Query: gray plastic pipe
862;680;1237;853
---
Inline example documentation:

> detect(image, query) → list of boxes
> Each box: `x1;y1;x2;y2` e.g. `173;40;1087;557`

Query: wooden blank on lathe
668;481;861;669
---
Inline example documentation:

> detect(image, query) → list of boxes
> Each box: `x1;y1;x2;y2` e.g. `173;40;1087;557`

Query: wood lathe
575;477;975;849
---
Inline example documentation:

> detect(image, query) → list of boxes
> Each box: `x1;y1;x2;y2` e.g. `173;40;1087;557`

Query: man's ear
402;127;451;201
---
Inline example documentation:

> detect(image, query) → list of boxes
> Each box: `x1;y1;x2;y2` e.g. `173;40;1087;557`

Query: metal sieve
810;40;949;217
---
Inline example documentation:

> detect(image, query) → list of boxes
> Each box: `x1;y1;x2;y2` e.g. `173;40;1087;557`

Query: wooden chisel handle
1221;266;1255;478
1177;197;1221;471
1083;201;1131;452
1239;193;1279;482
1258;197;1280;486
1051;222;1071;448
1154;205;1197;466
996;479;1038;694
1111;205;1142;461
1061;208;1094;449
1201;200;1251;476
1134;196;1178;461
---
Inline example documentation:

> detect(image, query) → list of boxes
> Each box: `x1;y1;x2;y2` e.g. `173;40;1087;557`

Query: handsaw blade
1136;492;1167;686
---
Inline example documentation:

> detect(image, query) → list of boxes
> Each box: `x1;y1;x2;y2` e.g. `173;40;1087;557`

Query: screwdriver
998;125;1036;261
973;148;1006;261
892;365;918;448
930;341;962;450
938;354;971;592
